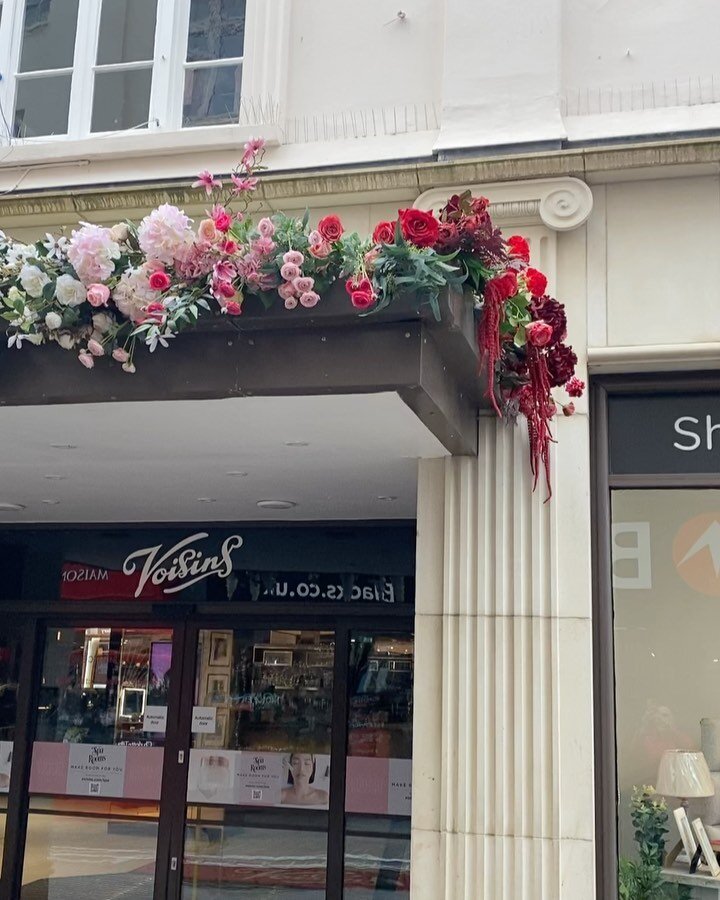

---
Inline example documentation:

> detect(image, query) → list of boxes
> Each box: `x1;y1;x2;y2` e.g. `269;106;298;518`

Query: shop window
0;0;250;140
0;629;21;878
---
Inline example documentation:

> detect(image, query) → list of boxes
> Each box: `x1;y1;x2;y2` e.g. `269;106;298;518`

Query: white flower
6;244;33;267
55;332;77;351
55;274;86;307
147;328;175;353
7;286;24;304
91;312;114;334
19;264;50;298
43;234;69;261
110;223;129;243
7;332;43;349
45;311;63;330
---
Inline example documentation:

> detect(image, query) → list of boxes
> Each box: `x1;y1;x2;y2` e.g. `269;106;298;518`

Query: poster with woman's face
280;753;330;809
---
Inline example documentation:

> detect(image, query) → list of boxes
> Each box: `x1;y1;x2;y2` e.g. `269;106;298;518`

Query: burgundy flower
507;234;530;262
565;376;585;398
531;297;567;345
435;221;460;252
546;343;578;387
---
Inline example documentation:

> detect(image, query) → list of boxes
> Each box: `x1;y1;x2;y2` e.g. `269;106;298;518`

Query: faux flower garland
0;138;582;494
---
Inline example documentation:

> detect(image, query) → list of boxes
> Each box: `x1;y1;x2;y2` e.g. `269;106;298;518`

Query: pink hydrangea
67;223;121;285
175;242;215;279
138;204;193;265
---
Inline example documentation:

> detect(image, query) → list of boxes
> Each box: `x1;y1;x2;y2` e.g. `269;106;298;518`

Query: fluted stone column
411;408;595;899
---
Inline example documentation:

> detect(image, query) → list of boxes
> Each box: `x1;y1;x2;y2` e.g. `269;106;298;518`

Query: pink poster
29;742;163;800
345;756;412;816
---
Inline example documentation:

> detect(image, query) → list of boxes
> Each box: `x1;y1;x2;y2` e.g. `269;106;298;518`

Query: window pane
344;632;413;898
96;0;157;65
613;489;720;882
183;63;241;127
22;801;158;895
19;0;79;72
14;74;71;137
187;0;246;63
91;67;152;132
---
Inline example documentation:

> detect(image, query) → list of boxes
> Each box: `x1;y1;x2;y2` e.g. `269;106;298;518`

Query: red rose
435;221;460;252
398;208;440;248
484;271;517;305
526;320;554;347
507;234;530;262
525;267;547;297
148;271;171;291
372;221;396;245
213;211;232;233
345;276;375;309
224;300;242;316
318;215;344;243
215;280;236;299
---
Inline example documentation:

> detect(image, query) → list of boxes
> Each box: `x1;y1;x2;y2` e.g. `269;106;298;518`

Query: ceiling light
0;503;25;511
50;443;77;450
257;500;297;510
225;471;248;477
196;497;217;503
284;441;309;447
44;475;67;481
41;500;60;505
377;495;398;502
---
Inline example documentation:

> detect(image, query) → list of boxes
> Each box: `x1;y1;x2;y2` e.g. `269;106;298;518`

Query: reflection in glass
35;627;172;746
19;0;79;72
344;633;413;898
96;0;157;64
14;74;72;138
183;64;241;127
91;67;152;133
187;0;246;62
22;802;158;896
613;489;720;872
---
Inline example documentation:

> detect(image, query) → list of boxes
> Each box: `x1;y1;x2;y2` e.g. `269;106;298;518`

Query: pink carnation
67;223;121;285
138;203;193;265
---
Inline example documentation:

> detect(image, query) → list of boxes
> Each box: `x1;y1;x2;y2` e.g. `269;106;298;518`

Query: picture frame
208;632;231;667
119;687;146;719
674;807;697;865
691;817;720;877
205;673;229;705
202;710;228;749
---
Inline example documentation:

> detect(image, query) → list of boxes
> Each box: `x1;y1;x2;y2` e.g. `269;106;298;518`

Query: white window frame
0;0;289;150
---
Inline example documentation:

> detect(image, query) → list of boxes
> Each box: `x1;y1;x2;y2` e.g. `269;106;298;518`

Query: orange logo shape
673;513;720;597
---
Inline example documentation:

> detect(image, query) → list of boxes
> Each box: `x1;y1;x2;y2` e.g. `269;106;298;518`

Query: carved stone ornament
414;177;594;231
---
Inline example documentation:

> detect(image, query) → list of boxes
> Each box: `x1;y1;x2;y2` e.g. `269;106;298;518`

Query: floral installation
0;138;581;495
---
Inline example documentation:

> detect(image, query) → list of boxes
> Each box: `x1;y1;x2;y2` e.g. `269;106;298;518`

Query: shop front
0;523;415;899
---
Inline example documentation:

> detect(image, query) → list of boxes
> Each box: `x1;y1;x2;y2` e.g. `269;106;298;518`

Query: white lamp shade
656;750;715;799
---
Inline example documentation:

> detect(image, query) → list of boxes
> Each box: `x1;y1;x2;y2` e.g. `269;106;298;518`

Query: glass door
20;625;175;898
181;628;336;899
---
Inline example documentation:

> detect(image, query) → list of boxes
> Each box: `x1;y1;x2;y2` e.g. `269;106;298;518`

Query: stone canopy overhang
0;284;485;457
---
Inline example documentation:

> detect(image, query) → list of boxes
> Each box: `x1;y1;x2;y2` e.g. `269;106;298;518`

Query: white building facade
1;2;720;899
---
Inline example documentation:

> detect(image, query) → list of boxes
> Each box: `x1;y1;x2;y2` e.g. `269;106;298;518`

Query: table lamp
657;749;715;867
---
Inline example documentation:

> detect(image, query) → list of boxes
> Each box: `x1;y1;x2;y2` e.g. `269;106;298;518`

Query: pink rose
122;361;136;374
280;262;301;281
308;230;322;247
86;283;110;307
300;291;320;308
78;350;94;369
526;320;554;347
214;280;236;299
252;236;276;255
282;250;304;266
284;296;299;310
148;271;171;292
278;282;296;301
198;219;217;242
112;348;130;363
258;217;275;237
308;241;331;259
293;276;315;294
224;300;242;316
222;239;238;254
87;338;105;357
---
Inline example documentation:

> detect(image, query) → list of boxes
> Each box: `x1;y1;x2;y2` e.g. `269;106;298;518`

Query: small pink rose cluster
278;250;320;310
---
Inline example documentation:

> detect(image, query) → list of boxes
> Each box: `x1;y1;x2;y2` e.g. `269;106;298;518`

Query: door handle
170;856;178;871
178;750;185;764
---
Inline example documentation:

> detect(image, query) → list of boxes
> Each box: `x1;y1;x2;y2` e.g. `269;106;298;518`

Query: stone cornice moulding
414;177;594;231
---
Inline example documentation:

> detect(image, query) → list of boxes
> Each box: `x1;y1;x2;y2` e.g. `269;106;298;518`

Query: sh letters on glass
608;393;720;475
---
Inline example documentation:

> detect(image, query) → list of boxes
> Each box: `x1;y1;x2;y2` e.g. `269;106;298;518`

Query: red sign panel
60;562;165;601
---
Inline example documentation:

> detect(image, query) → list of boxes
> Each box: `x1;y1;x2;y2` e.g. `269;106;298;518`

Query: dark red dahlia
530;296;567;345
546;343;577;387
435;220;461;252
